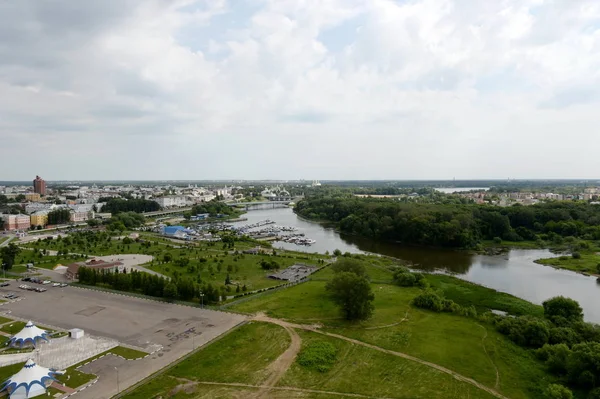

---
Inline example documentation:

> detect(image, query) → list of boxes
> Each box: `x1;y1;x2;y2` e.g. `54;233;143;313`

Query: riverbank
535;253;600;276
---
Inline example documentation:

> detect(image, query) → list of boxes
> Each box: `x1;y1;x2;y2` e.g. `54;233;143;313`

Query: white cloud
1;0;600;180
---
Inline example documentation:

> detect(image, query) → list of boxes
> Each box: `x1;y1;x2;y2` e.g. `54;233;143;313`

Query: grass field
280;330;498;399
536;253;600;274
230;273;554;398
122;322;291;399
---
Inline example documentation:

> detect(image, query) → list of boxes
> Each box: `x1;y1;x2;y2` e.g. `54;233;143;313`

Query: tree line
47;208;71;225
296;195;600;248
77;267;222;304
188;200;236;217
101;198;160;214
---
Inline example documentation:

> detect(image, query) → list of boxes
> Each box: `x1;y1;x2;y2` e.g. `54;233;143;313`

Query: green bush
572;252;581;259
544;384;573;399
297;340;338;373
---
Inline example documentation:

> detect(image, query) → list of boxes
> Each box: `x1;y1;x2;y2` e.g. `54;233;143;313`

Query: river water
232;208;600;323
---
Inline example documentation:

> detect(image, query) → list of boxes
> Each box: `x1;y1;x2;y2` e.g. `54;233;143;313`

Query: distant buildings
33;175;46;195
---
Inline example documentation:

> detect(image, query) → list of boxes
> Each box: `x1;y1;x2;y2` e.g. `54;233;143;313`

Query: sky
2;0;600;181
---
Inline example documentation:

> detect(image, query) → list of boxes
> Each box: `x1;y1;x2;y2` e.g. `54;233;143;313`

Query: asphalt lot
0;285;247;398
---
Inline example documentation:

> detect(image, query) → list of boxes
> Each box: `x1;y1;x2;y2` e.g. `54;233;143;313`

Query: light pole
200;292;204;309
114;366;119;394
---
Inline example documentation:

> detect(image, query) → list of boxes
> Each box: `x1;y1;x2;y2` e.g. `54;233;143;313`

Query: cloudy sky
2;0;600;181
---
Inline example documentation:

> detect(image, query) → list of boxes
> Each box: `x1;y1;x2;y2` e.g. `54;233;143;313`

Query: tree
163;282;178;301
524;320;550;348
543;297;584;326
544;384;573;399
588;388;600;399
326;272;374;321
225;273;231;285
331;258;367;277
333;249;342;257
15;194;25;202
1;243;21;270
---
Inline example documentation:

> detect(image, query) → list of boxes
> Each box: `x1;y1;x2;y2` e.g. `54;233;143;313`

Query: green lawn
280;330;498;399
149;252;308;292
0;316;14;325
427;274;544;317
56;368;96;388
536;253;600;274
0;321;26;335
122;321;290;399
109;346;147;359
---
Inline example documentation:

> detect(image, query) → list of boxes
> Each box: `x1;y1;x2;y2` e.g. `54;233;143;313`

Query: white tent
8;321;50;348
1;359;62;399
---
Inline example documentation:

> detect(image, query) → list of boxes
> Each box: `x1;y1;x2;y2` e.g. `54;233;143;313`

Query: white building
153;195;189;208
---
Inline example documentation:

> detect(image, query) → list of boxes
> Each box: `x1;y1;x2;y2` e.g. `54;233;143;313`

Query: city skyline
2;1;600;180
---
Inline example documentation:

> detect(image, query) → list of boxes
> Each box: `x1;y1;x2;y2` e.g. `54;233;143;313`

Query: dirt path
477;324;500;389
252;315;510;399
254;321;303;398
363;312;409;330
195;381;396;398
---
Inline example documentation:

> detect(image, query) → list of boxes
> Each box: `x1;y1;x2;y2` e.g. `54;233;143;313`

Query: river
232;208;600;323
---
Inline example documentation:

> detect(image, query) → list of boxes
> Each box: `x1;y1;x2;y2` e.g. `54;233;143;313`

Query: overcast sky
2;0;600;181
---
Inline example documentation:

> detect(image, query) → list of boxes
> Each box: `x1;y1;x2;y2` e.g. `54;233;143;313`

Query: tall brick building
33;175;46;195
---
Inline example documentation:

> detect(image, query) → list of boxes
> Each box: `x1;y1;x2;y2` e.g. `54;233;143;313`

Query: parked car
21;277;31;282
52;283;60;287
0;282;10;287
19;285;30;290
35;288;46;293
42;280;51;285
60;283;68;287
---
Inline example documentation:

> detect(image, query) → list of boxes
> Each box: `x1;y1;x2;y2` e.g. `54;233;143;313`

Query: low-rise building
1;214;31;230
69;210;89;223
30;211;48;228
25;193;41;202
153;196;189;208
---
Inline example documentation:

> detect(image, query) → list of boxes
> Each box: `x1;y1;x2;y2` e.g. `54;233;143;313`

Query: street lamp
114;366;119;394
200;292;204;309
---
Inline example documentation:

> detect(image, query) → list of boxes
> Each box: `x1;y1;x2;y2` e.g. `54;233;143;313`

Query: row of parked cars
19;285;47;293
21;277;67;287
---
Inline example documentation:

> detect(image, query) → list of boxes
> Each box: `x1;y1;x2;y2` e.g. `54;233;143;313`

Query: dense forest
101;198;161;214
295;195;600;248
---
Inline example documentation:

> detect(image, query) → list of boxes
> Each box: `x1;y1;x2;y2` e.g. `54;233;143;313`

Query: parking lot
0;284;245;349
0;284;247;398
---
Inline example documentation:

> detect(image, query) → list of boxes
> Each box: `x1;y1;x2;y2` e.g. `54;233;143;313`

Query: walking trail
251;314;510;399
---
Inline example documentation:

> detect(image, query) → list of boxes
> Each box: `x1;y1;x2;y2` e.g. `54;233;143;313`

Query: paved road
0;235;14;248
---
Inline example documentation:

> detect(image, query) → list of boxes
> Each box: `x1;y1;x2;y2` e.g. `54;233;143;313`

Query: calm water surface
233;208;600;322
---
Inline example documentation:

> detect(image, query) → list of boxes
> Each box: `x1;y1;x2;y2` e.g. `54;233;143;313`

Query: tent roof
1;359;61;398
8;321;49;348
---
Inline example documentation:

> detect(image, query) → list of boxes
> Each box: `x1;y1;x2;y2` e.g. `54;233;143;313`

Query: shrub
493;237;502;244
572;252;582;259
544;384;573;399
297;340;338;373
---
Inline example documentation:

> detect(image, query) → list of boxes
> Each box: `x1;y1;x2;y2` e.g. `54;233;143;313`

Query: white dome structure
8;321;50;348
1;359;62;399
